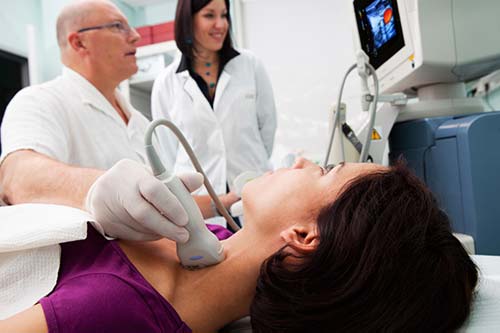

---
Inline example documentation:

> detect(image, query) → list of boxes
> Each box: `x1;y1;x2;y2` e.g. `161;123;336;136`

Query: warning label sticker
371;128;382;141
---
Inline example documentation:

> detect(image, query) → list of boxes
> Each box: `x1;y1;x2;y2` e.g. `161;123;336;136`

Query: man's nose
128;26;141;43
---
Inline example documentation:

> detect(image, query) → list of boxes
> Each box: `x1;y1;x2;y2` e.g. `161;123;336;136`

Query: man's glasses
77;21;135;36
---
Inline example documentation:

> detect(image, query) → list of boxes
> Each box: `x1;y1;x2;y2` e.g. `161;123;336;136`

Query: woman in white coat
151;0;277;225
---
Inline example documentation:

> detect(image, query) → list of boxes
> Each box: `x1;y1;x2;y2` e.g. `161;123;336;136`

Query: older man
0;0;235;241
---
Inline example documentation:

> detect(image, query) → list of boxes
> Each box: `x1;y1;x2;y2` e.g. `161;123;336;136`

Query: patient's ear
280;224;319;254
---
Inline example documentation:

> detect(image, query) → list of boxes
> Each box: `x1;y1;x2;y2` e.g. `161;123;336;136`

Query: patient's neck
119;224;284;333
175;226;283;332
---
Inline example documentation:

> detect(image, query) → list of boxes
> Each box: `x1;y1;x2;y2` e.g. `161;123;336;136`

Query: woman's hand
221;191;240;210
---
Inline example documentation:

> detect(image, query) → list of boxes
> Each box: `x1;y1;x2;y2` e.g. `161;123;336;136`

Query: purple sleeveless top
39;224;232;333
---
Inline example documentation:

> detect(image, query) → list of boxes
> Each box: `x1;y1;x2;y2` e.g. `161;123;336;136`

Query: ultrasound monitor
352;0;500;95
354;0;405;70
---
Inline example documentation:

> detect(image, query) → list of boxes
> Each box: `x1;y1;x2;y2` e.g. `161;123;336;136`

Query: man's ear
68;32;86;52
280;224;319;254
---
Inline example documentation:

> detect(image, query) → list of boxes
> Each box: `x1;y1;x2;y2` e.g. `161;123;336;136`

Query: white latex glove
85;159;204;242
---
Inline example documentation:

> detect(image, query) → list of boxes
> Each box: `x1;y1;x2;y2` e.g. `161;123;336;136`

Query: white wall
0;0;40;57
237;0;363;165
141;1;177;25
40;0;71;82
0;0;41;83
238;0;500;167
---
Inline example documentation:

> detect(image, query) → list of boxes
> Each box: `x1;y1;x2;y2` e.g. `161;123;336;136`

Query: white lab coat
151;49;277;196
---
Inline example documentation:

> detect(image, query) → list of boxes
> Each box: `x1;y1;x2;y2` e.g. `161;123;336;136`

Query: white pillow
459;255;500;332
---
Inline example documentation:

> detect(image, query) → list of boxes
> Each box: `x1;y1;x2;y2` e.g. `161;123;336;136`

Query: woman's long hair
174;0;234;60
251;162;478;332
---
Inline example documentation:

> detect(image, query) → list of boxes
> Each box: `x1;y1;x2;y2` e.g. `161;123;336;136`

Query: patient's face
243;159;385;228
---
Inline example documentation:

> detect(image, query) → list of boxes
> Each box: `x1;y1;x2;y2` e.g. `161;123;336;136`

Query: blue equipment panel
389;112;500;255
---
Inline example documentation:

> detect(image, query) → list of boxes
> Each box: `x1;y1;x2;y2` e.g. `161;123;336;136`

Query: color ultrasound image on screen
366;0;396;50
354;0;405;69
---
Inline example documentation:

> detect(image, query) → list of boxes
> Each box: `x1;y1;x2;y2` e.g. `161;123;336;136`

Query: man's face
77;2;140;82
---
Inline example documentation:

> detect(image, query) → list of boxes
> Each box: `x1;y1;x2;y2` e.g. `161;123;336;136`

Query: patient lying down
0;158;477;332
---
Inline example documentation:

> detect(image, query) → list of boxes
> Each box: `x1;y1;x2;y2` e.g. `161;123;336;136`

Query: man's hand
85;159;203;241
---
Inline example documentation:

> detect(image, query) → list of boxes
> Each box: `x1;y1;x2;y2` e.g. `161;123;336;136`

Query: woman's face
242;159;385;228
193;0;229;54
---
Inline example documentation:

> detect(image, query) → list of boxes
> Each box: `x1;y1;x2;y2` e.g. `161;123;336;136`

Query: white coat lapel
179;72;213;112
214;71;231;111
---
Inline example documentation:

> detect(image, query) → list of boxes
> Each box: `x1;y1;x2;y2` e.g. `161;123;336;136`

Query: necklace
203;62;217;89
194;57;218;91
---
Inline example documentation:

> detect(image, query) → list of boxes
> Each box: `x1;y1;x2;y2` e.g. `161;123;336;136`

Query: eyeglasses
77;21;135;36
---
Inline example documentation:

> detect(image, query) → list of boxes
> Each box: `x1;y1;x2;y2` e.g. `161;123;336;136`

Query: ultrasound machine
327;0;500;254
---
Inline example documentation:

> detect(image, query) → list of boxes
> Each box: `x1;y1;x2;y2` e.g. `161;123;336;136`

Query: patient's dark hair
250;162;478;332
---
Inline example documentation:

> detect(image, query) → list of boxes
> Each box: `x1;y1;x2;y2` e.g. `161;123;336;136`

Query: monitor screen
353;0;405;69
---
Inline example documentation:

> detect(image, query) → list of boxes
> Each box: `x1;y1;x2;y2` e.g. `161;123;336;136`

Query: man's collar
62;66;129;120
62;67;108;107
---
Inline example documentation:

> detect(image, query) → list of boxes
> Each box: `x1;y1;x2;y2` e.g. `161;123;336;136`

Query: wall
486;83;500;111
114;1;142;26
0;0;41;79
0;1;498;112
0;0;91;83
139;1;177;26
238;0;500;167
114;0;177;27
39;0;73;82
490;93;500;110
238;0;361;165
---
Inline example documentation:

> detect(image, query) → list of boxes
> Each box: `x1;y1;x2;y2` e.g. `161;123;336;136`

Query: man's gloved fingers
142;214;190;243
115;207;162;235
126;200;189;243
138;177;189;226
177;172;204;193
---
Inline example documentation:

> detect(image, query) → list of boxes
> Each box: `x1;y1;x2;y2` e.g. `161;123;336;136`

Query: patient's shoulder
40;274;191;332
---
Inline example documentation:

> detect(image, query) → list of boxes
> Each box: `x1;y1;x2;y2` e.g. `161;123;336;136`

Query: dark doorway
0;50;29;154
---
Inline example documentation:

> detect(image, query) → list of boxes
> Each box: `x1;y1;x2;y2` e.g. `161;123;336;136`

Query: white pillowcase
459;255;500;332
